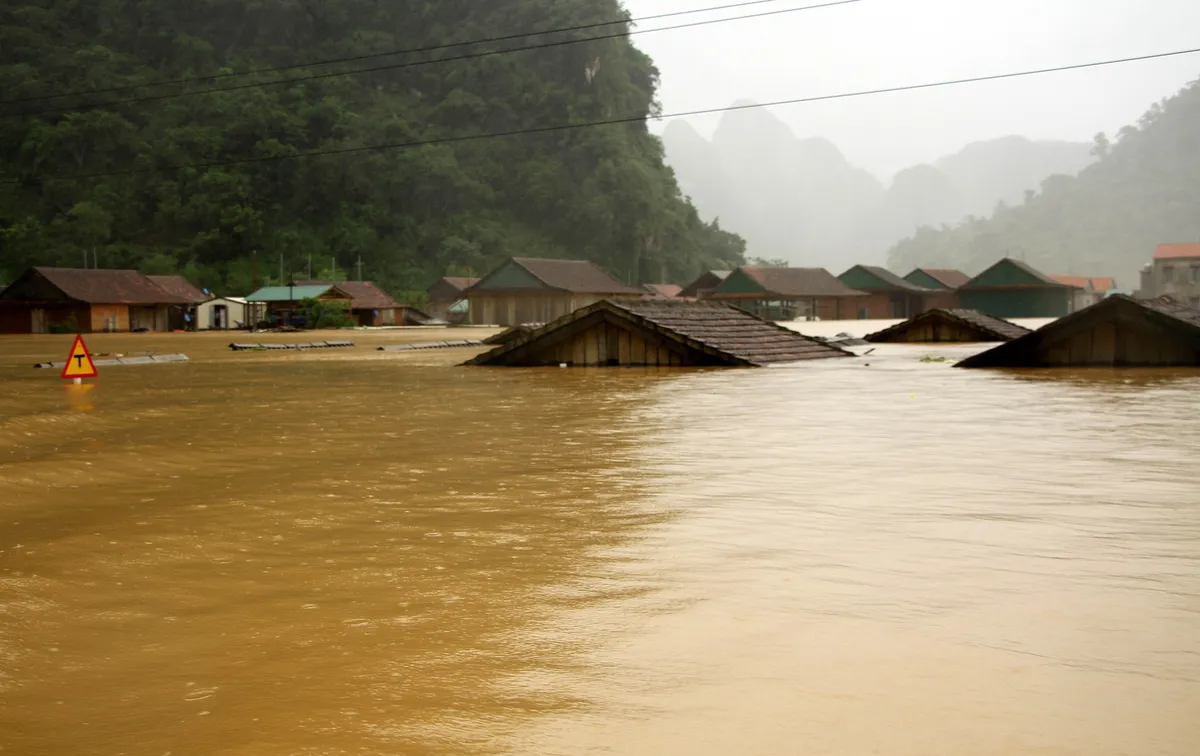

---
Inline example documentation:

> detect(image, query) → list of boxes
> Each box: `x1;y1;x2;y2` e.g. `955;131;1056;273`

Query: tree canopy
0;0;745;296
886;77;1200;287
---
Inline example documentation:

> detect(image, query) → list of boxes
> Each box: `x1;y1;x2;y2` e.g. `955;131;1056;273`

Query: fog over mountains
661;102;1094;272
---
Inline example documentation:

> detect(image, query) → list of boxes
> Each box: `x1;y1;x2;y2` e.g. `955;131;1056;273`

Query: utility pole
279;253;283;285
252;250;259;290
307;255;312;280
356;255;363;282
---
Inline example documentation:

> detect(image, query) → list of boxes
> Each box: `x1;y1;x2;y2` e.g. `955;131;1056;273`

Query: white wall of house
196;298;248;329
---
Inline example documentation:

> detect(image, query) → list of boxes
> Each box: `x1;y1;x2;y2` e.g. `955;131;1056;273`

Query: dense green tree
886;78;1200;287
0;0;744;291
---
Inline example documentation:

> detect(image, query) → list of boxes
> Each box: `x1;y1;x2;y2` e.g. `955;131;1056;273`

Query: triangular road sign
61;334;98;379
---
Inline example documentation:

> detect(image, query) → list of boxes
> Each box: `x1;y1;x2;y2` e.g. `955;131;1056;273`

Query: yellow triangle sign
61;334;98;379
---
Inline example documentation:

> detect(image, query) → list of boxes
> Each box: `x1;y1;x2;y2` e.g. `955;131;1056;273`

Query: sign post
61;334;98;384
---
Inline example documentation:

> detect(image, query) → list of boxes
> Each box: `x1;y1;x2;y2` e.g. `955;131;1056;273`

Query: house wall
196;299;247;329
0;304;92;334
923;291;959;310
90;304;130;332
469;292;626;326
510;318;695;367
129;305;168;331
1145;257;1200;306
958;288;1070;318
879;318;997;343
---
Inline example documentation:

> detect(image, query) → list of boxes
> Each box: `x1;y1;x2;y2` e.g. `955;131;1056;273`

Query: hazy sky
622;0;1200;179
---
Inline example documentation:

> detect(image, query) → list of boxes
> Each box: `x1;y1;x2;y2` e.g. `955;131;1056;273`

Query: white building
195;296;248;330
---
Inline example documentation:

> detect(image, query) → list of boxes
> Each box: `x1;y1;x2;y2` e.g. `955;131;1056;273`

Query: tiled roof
865;308;1032;343
295;280;400;309
738;267;865;298
147;275;208;303
678;270;731;298
913;268;970;289
1049;275;1118;292
510;257;645;294
643;283;682;298
465;299;853;367
441;276;479;291
1090;277;1116;293
848;265;931;292
27;267;191;304
1153;243;1200;260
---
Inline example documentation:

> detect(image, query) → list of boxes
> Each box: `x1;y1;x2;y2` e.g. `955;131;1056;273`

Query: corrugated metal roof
736;267;865;298
147;275;208;303
465;299;853;367
508;257;645;294
1154;243;1200;260
245;285;345;302
865;308;1032;343
26;267;191;304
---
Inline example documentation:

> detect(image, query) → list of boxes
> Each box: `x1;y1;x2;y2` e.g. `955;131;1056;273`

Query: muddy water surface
1;327;1199;756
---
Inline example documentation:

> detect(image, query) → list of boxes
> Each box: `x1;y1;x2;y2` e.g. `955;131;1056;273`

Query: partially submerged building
426;276;478;322
956;258;1077;318
147;274;208;330
196;296;248;330
678;270;731;300
0;267;190;333
865;308;1031;343
708;266;866;321
464;298;853;367
244;283;354;326
465;257;645;326
1050;275;1117;312
837;264;935;319
295;280;429;326
903;267;969;309
1137;244;1200;307
955;295;1200;368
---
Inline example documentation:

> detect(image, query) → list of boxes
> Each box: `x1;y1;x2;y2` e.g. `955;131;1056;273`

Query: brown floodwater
1;326;1199;756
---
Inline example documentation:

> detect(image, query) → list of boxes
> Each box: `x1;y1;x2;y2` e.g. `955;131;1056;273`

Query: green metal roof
245;285;336;302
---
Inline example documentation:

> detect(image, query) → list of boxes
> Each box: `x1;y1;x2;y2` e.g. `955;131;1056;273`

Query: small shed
678;270;731;299
0;267;190;333
426;276;478;322
864;308;1032;343
957;258;1076;318
196;296;248;330
463;299;853;367
708;266;866;321
837;264;936;319
955;295;1200;368
466;257;645;326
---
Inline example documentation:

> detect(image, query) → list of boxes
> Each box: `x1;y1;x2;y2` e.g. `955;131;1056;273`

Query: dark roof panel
511;257;645;294
31;267;191;304
738;267;866;298
914;268;971;289
147;275;207;303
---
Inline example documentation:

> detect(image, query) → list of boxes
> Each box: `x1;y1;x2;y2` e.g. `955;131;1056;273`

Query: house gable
965;259;1059;289
712;268;768;296
905;270;949;290
470;260;552;292
0;269;75;303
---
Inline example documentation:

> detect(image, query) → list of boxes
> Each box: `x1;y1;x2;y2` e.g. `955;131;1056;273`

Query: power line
10;45;1200;185
3;0;859;119
2;0;802;106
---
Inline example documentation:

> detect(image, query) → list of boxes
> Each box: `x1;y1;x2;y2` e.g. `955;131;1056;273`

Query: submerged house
955;295;1200;368
865;309;1032;343
957;258;1077;318
426;276;478;322
464;298;853;367
295;280;429;326
837;265;935;319
244;283;354;326
465;257;645;326
147;274;208;330
708;267;866;321
0;267;190;333
678;270;731;300
903;268;969;309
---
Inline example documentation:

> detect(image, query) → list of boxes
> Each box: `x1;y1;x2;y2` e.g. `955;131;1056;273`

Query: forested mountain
662;108;1092;271
887;77;1200;286
0;0;744;296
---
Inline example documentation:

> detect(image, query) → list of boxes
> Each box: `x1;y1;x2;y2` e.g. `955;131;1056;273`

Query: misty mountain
661;106;1093;272
886;77;1200;288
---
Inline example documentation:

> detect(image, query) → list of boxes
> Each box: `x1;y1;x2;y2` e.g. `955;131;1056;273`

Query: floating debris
34;354;189;369
378;339;484;352
229;341;355;351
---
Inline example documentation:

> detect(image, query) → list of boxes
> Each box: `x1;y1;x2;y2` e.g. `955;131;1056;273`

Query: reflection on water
1;330;1199;756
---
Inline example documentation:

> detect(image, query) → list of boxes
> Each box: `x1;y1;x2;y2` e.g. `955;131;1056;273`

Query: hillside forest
886;76;1200;288
0;0;746;298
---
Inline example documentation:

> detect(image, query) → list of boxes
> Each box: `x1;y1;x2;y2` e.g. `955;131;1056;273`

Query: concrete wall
1144;258;1200;307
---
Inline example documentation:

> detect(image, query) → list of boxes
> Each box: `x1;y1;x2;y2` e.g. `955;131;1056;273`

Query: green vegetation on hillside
0;0;744;295
887;77;1200;285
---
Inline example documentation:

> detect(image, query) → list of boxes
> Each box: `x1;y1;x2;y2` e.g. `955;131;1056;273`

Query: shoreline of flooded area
1;325;1199;755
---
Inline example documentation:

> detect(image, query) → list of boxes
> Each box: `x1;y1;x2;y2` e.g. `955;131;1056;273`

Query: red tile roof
31;267;191;304
1049;275;1117;292
1154;243;1200;260
643;283;682;298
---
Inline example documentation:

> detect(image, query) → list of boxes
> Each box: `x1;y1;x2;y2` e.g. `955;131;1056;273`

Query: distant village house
1137;244;1200;308
678;270;730;300
466;257;645;326
426;276;478;322
245;283;354;327
903;268;969;310
0;267;192;334
837;265;935;319
294;280;429;326
708;266;866;321
956;258;1078;319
